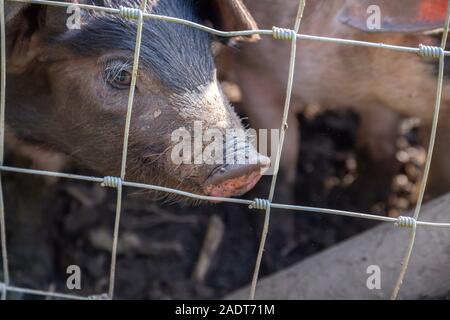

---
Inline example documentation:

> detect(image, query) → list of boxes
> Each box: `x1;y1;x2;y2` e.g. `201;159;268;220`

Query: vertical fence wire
390;0;450;300
249;0;306;300
0;0;9;301
107;0;147;300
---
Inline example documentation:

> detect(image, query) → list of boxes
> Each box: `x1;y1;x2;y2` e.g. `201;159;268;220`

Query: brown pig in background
224;0;450;198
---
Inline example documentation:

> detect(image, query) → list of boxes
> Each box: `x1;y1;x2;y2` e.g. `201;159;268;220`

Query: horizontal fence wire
3;164;450;228
0;0;449;300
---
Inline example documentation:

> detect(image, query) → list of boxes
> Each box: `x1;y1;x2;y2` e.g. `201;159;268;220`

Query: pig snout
204;154;271;198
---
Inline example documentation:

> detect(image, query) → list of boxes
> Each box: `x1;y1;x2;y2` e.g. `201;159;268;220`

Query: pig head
225;0;450;195
2;0;270;199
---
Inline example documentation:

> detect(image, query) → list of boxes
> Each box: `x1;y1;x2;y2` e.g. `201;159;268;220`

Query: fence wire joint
418;44;444;59
272;26;297;41
119;6;142;20
249;198;271;210
395;216;417;229
88;293;110;300
101;176;122;189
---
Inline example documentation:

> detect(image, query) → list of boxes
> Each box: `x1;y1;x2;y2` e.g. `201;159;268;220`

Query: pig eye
104;60;133;89
113;70;132;87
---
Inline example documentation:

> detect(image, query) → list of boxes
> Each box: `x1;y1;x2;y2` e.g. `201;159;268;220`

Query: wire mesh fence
1;0;450;300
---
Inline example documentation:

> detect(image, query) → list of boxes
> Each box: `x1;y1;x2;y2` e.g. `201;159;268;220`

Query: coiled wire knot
395;216;417;229
101;176;122;189
249;198;271;210
88;293;110;300
272;26;297;41
418;44;443;59
119;6;142;20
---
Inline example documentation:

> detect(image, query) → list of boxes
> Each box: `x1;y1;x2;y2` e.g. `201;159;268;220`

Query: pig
2;0;271;200
224;0;450;197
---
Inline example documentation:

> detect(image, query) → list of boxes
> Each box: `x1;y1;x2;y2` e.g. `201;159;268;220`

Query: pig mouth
203;162;270;198
135;153;270;201
204;171;262;198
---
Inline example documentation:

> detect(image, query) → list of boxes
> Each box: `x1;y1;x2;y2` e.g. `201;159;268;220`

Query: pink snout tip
204;155;271;198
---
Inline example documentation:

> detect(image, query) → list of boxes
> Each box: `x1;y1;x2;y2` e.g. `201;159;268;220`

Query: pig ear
202;0;260;42
338;0;449;33
5;3;29;24
5;2;77;73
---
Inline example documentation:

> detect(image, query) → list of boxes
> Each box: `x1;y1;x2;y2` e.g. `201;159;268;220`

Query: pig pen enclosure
2;0;450;300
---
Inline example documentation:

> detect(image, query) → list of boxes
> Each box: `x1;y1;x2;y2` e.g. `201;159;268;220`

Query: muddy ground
0;109;433;300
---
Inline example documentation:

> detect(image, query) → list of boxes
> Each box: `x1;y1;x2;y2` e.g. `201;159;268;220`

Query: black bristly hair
58;0;217;93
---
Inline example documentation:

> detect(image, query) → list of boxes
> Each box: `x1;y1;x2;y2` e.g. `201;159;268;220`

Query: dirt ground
0;109;433;300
